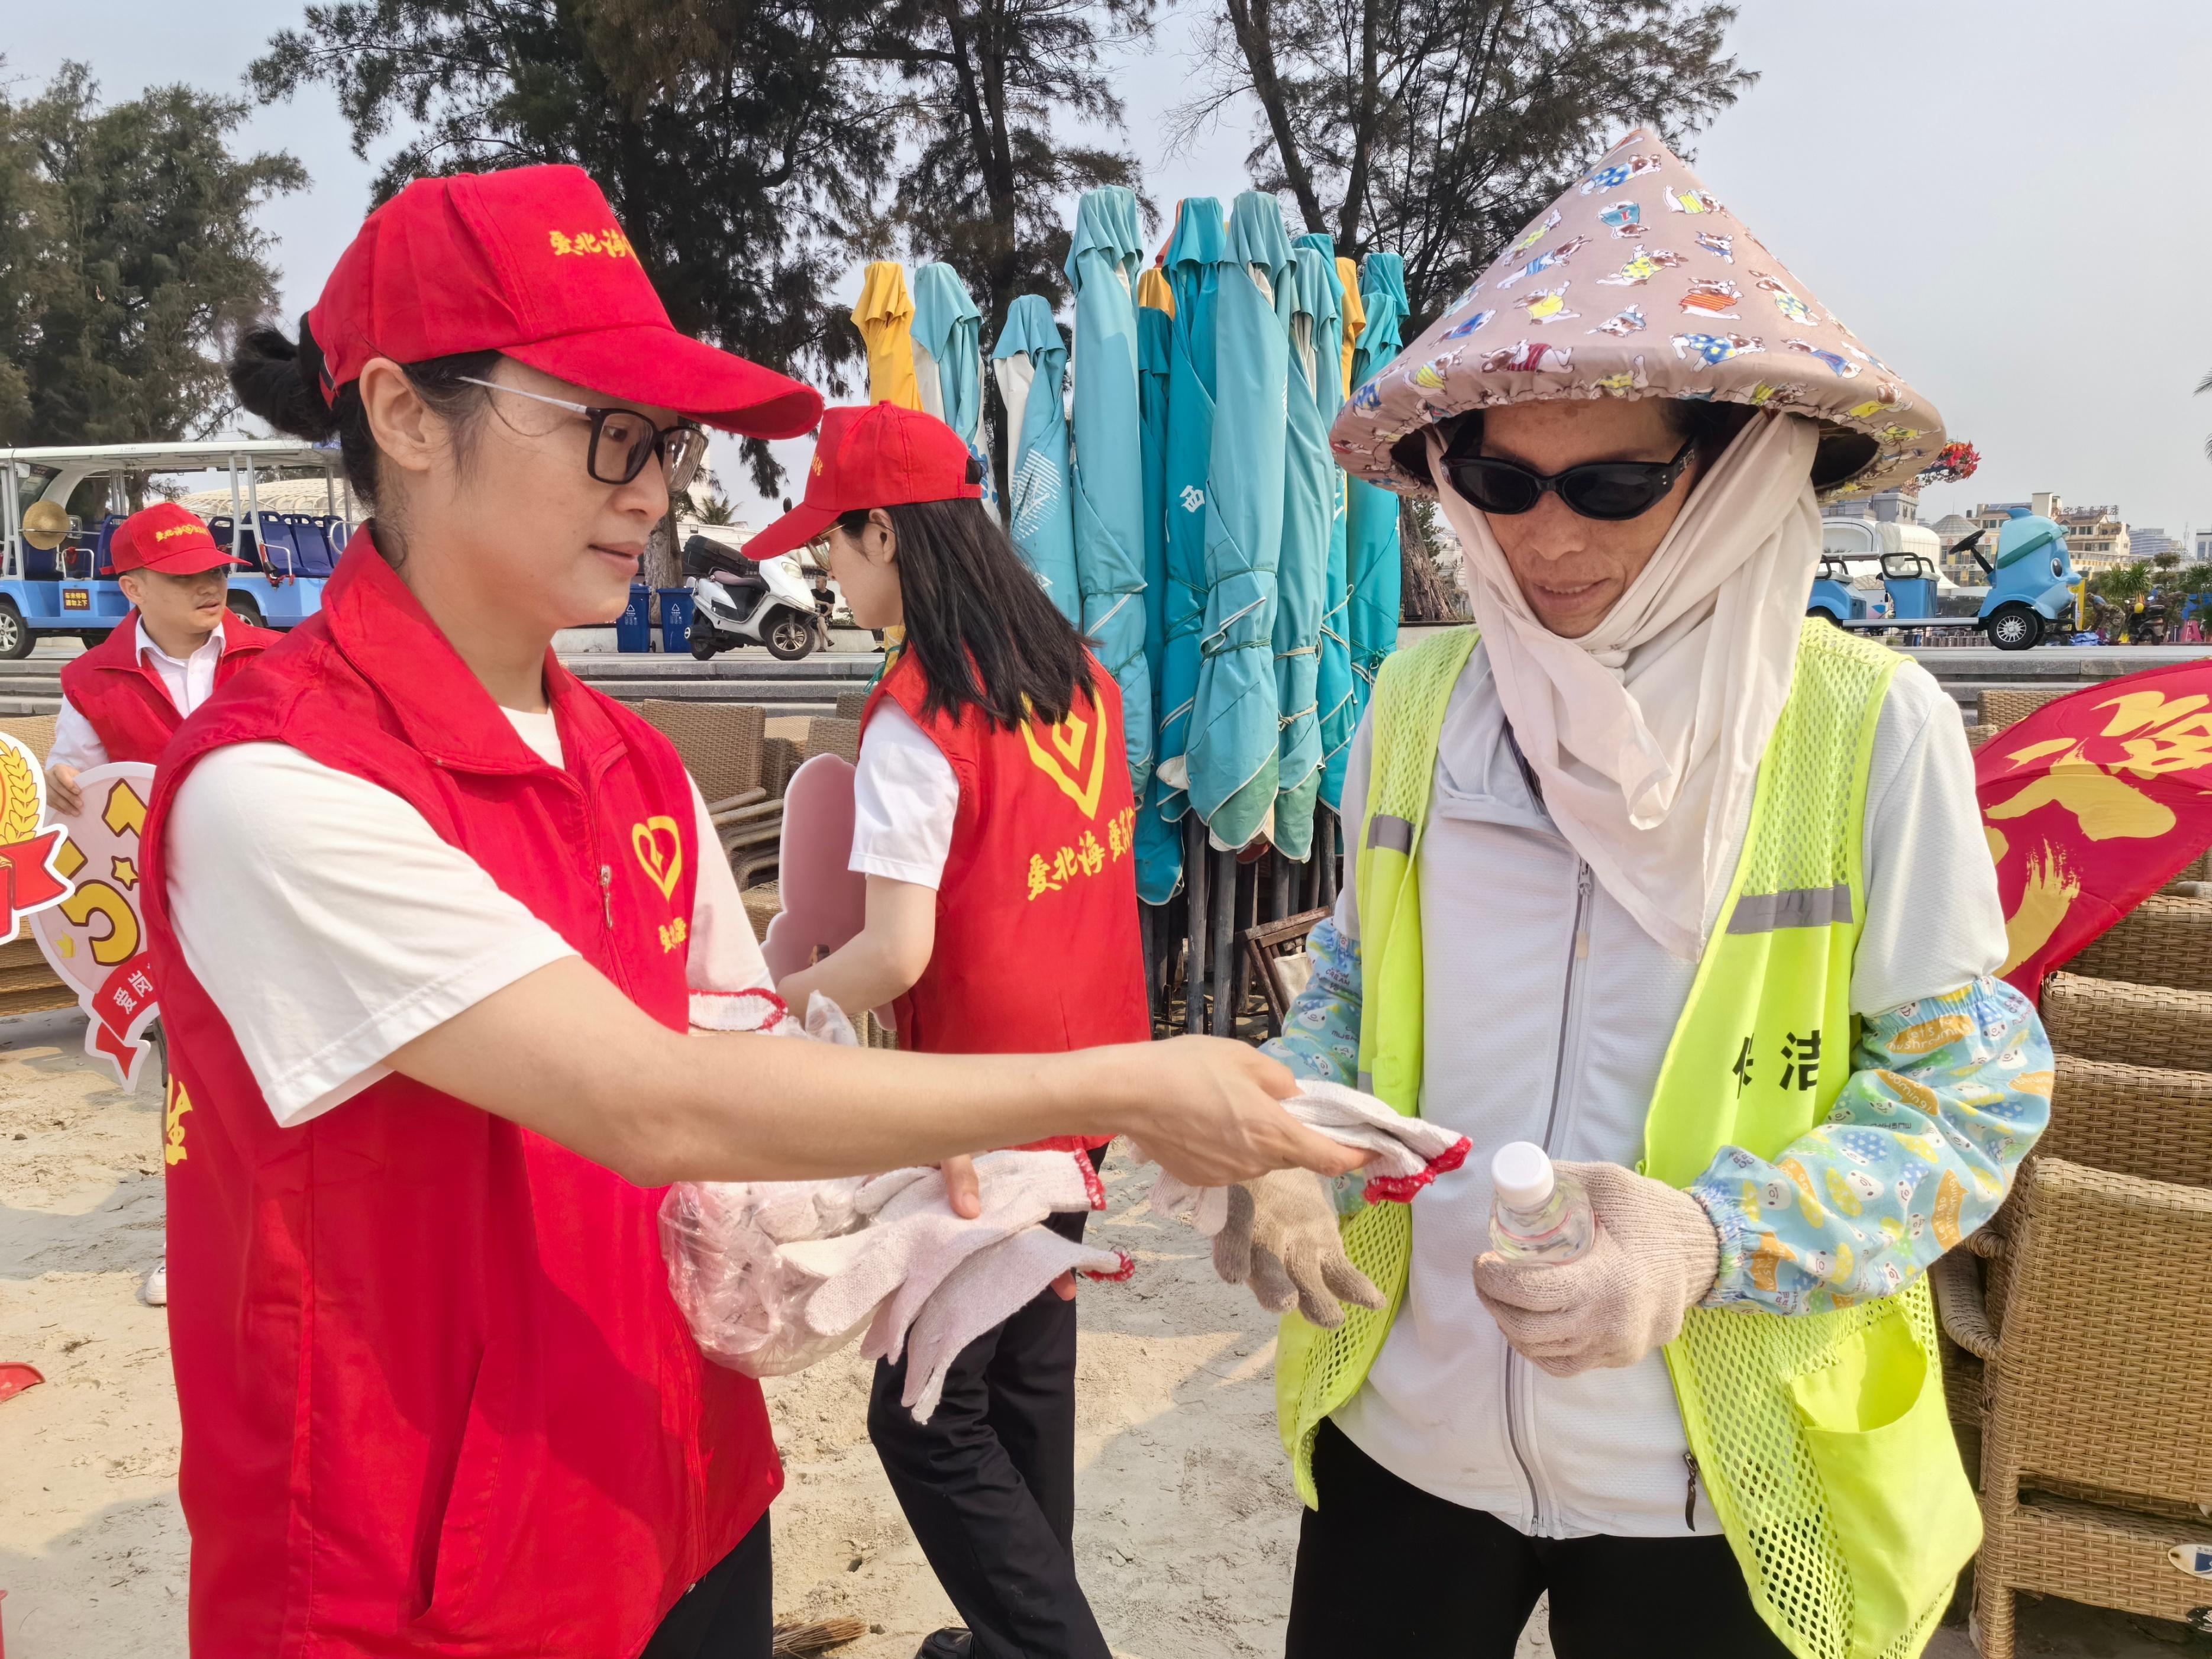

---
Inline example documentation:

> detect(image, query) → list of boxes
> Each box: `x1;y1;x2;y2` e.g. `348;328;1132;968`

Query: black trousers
868;1198;1110;1659
641;1512;773;1659
1287;1420;1791;1659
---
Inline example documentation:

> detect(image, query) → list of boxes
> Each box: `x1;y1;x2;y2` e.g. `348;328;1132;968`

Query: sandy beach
0;1008;2178;1659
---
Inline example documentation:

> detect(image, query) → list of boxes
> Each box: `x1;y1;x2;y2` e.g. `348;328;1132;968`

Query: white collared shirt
47;617;228;772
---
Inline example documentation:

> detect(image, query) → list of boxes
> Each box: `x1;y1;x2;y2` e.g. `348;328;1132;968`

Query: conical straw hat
1330;129;1943;499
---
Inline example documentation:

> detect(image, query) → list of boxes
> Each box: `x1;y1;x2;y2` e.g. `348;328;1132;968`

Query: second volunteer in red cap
46;502;281;1309
143;165;1354;1659
766;404;1145;1659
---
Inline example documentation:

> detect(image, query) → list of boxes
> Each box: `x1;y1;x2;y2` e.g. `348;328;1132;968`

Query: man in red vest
47;501;279;1306
49;501;280;812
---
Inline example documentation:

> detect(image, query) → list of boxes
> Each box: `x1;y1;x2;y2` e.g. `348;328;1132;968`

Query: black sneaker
913;1631;971;1659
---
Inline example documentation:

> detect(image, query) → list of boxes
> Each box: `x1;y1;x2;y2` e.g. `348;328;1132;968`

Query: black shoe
914;1631;971;1659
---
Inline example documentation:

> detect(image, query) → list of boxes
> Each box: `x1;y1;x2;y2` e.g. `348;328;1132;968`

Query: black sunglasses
458;377;708;494
1441;432;1697;521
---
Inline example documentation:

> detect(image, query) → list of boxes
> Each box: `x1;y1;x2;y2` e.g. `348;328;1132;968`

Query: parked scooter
683;533;831;661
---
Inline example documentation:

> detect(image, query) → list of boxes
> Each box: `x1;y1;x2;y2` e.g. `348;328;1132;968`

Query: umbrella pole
1234;856;1258;1015
1210;848;1238;1038
1139;902;1157;1028
1318;807;1340;911
1271;850;1294;925
1185;817;1210;1036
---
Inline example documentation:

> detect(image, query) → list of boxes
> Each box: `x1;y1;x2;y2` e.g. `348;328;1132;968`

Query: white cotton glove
784;1148;1100;1342
1212;1169;1384;1329
1471;1161;1721;1377
899;1229;1127;1422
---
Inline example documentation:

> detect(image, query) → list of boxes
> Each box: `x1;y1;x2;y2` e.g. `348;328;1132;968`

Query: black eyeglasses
458;377;708;495
1441;432;1697;521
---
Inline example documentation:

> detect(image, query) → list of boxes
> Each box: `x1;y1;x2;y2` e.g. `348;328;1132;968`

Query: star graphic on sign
109;856;138;890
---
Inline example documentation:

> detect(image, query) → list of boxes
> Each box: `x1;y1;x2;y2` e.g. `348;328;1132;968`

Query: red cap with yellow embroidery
739;403;981;562
110;503;246;575
302;164;822;438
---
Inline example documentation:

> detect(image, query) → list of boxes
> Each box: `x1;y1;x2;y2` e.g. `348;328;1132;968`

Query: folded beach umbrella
1271;240;1338;858
1335;256;1365;399
852;261;922;411
1151;198;1226;843
991;295;1080;624
911;262;995;518
1135;267;1182;904
1186;192;1294;851
1064;186;1152;801
1345;252;1407;728
1299;236;1355;816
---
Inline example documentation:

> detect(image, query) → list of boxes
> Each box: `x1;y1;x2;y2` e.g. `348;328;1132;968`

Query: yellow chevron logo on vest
1021;709;1109;819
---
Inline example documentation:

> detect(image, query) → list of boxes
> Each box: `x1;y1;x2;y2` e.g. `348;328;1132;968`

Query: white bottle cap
1491;1141;1555;1209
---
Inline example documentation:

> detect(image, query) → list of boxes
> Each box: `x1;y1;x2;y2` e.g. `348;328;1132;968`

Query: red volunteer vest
863;651;1149;1151
141;538;777;1658
59;609;278;764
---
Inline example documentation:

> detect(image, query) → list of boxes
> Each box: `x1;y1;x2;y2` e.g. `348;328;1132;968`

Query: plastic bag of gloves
660;989;877;1377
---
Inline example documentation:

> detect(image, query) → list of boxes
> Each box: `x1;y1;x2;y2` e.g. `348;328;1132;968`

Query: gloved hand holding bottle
1472;1145;1722;1377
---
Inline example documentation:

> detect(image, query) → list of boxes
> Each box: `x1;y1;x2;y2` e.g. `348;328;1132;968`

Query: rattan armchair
2038;972;2212;1071
1975;688;2072;732
2066;896;2212;994
1936;1156;2212;1658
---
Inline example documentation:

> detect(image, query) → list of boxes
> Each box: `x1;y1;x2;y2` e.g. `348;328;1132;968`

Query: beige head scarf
1428;410;1822;960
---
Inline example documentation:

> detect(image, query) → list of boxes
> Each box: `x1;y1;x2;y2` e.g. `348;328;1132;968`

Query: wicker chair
0;715;57;765
835;690;871;721
1975;687;2073;732
1935;1156;2212;1658
632;700;764;809
802;716;861;766
2039;972;2212;1070
2066;895;2212;993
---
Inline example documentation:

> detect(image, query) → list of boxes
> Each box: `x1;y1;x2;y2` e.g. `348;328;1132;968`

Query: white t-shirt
849;701;958;889
49;617;227;772
163;706;774;1128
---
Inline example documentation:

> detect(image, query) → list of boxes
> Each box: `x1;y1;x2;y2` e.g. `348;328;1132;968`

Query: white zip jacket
1320;641;2006;1539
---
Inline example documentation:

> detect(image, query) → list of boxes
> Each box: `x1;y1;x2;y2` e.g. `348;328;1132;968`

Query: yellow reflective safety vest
1274;619;1981;1659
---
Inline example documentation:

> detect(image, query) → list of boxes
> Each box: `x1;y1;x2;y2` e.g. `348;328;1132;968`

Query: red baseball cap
304;164;823;438
742;404;981;561
111;504;245;576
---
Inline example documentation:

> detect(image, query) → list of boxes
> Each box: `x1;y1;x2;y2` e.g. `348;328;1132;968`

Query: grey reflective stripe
1367;814;1415;854
1357;1071;1374;1094
1725;883;1855;934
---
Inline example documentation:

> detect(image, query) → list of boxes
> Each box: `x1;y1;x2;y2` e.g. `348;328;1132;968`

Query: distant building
2132;526;2179;562
2056;504;2129;569
1929;512;1982;583
2197;528;2212;563
1822;490;1919;525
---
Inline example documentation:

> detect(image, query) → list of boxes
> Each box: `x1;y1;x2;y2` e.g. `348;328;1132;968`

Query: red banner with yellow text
1976;664;2212;999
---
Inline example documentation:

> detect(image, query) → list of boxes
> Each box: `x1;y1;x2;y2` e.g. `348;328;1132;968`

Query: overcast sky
12;2;2211;540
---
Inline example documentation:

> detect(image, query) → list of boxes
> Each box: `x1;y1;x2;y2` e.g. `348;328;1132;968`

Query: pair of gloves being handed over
1211;1158;1722;1376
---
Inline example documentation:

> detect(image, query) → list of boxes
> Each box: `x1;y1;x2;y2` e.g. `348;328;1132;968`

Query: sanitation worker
151;162;1358;1659
1225;132;2051;1659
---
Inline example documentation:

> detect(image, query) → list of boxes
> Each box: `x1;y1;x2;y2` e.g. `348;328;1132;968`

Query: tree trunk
1225;0;1329;235
641;505;681;644
1336;0;1383;254
1397;498;1464;622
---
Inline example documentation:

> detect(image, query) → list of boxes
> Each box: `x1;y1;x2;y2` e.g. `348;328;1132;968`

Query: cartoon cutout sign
0;732;69;944
30;761;160;1086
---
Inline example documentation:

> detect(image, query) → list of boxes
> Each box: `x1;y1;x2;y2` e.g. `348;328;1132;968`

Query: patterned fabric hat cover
1329;130;1944;499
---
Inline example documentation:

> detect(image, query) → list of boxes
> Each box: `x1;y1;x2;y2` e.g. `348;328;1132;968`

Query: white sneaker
141;1261;168;1306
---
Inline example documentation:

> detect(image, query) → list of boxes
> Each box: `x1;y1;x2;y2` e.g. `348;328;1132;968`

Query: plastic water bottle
1488;1142;1593;1265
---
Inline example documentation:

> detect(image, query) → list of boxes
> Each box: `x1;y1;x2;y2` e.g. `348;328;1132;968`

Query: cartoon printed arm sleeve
1260;918;1363;1089
1690;976;2053;1316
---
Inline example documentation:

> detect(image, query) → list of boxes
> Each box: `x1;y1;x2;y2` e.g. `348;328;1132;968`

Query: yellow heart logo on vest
1019;708;1108;819
632;816;684;899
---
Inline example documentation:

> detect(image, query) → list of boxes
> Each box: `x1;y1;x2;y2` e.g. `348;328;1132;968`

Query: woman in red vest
148;164;1355;1659
47;501;280;1306
764;404;1146;1659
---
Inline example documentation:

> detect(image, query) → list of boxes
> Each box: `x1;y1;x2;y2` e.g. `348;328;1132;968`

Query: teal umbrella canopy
1296;234;1356;815
1134;296;1181;903
1063;186;1152;802
1152;198;1226;838
1346;251;1409;730
1186;191;1294;851
1271;240;1338;859
992;295;1080;624
912;262;994;518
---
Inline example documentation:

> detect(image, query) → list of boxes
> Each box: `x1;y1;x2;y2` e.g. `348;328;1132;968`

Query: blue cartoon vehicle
0;440;355;655
1809;511;2081;651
